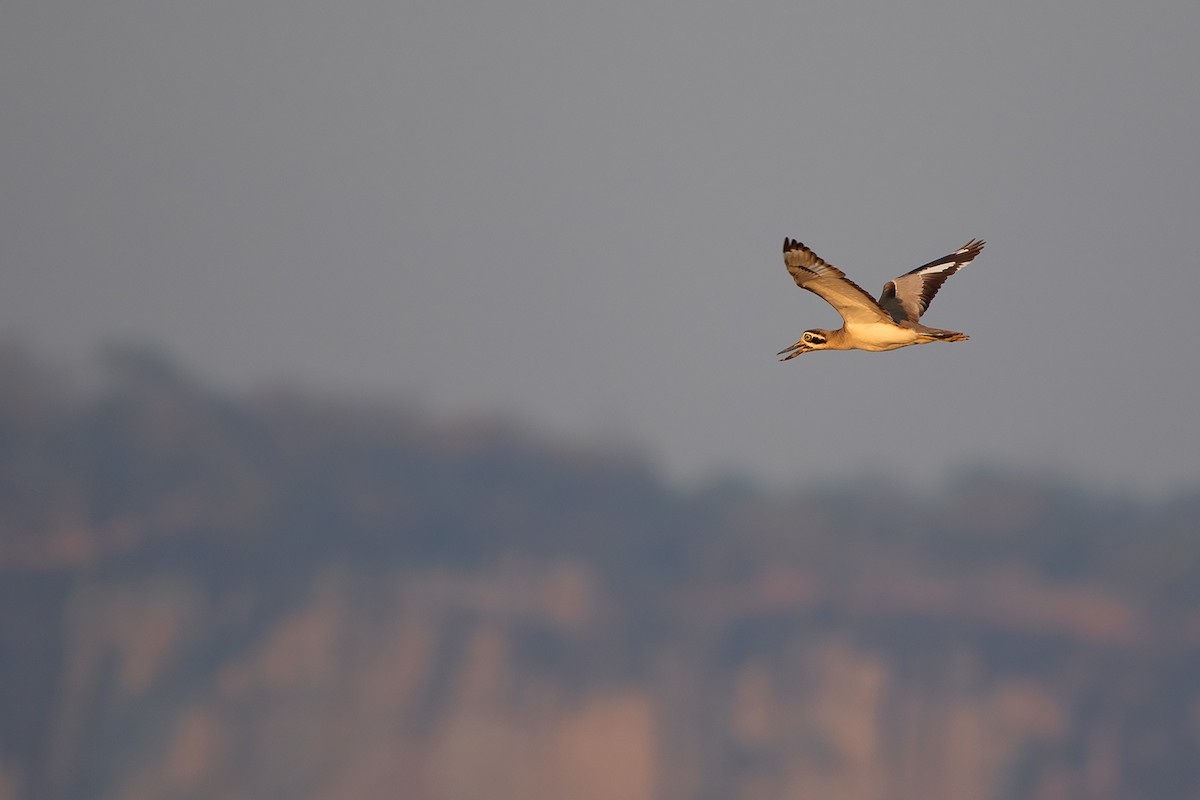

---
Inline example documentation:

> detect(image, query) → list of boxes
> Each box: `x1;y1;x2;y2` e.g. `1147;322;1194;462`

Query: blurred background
3;0;1200;798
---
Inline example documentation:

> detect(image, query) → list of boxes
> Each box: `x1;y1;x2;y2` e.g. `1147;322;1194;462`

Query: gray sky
3;0;1199;495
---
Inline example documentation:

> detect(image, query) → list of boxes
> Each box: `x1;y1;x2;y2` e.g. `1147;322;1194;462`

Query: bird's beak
777;341;811;361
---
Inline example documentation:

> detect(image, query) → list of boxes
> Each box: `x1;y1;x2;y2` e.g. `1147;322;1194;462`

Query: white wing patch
878;239;984;323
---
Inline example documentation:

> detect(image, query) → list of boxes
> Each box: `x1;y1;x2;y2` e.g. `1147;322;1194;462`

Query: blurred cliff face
3;345;1200;800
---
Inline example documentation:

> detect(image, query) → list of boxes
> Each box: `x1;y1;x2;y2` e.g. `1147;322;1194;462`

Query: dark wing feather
783;238;891;326
878;239;984;323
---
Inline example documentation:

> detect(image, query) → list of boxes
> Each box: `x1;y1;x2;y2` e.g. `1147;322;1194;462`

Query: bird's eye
804;333;814;342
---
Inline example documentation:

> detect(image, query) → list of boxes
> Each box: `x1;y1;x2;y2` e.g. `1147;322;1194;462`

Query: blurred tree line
3;341;1198;599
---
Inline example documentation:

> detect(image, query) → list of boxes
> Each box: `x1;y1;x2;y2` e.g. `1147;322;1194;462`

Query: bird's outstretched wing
879;239;984;323
783;238;891;326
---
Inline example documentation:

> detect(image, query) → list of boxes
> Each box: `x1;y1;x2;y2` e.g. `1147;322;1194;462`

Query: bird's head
778;329;830;360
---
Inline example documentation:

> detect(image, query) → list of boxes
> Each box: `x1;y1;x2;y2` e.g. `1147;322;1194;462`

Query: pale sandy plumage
778;238;984;360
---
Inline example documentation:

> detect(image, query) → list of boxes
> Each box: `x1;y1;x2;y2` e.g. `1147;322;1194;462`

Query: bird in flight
777;237;985;360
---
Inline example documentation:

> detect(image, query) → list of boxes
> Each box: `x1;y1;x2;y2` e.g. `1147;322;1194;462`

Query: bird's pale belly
845;323;923;351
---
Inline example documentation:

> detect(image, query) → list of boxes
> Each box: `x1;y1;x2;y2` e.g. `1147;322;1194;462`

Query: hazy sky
3;0;1199;494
